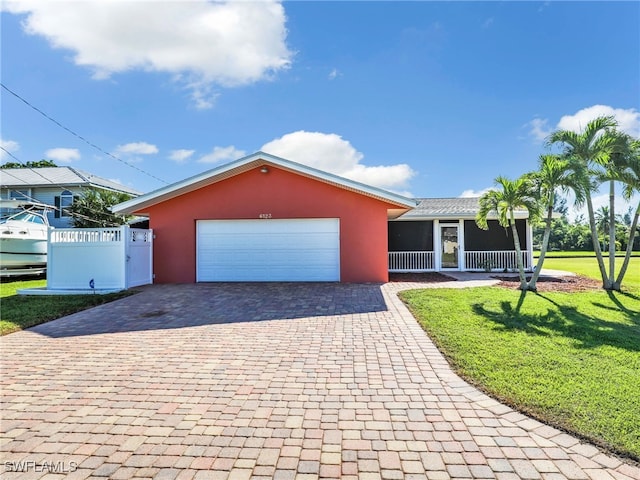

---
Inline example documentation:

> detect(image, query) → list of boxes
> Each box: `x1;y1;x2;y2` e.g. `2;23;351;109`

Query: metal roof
396;197;529;220
0;167;142;196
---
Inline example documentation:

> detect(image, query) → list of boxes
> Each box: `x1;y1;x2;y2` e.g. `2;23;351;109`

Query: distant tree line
531;198;640;252
0;159;58;168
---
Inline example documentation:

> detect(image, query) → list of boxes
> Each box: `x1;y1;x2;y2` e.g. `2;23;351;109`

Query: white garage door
196;218;340;282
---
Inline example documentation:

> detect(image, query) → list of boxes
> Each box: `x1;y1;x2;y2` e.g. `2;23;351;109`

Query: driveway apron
1;282;638;480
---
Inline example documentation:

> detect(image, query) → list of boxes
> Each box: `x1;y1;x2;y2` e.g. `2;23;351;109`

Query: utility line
1;82;168;185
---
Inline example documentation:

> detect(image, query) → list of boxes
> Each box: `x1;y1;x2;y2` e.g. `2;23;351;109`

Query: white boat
0;200;53;276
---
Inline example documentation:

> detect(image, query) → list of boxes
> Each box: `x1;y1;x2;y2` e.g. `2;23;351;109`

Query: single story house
0;166;142;228
113;152;533;283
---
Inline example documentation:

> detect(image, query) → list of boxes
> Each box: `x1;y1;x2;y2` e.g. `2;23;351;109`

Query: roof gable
112;152;417;215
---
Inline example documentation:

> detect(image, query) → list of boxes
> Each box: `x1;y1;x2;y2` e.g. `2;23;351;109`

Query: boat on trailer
0;200;54;276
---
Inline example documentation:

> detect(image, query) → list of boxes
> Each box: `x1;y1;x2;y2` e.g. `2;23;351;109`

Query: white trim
458;218;465;270
433;219;441;272
113;152;417;215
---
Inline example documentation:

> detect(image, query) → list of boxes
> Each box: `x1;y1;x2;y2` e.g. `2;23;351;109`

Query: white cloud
169;149;195;163
115;142;158;155
328;68;341;80
459;188;493;198
199;146;246;164
45;147;80;163
482;17;494;29
527;105;639;144
528;117;552;142
4;0;292;109
261;131;415;192
0;139;19;160
557;105;640;137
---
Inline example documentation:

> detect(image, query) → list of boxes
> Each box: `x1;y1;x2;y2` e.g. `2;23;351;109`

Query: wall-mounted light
260;166;269;174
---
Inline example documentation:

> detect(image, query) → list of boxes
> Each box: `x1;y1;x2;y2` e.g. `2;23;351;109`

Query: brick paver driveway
1;283;638;480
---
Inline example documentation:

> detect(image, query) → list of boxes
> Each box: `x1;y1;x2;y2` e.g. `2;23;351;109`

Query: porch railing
465;250;531;271
388;250;531;272
388;251;435;272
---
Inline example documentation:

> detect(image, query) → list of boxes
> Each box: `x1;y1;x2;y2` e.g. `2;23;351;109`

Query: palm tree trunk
614;201;640;290
528;205;553;292
585;190;611;289
608;180;616;287
510;210;527;290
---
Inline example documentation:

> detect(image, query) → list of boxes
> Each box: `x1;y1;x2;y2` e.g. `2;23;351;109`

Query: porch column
433;219;440;271
458;219;465;271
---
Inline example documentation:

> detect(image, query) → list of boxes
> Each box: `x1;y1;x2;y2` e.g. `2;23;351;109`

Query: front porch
388;217;533;273
388;249;532;272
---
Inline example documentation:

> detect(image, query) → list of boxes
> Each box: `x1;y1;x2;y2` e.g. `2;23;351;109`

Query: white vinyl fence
47;226;153;290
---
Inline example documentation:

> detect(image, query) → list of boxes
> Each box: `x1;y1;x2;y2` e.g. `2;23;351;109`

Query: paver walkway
1;282;638;480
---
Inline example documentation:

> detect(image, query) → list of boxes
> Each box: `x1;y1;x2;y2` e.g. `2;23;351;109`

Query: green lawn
0;277;133;335
541;256;640;290
401;286;640;460
535;251;640;258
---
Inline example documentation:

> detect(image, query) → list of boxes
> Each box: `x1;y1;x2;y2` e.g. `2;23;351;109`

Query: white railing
50;228;122;243
388;250;531;272
388;251;435;272
465;250;531;271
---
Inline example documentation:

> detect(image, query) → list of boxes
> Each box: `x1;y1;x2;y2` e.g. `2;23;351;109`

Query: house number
259;213;272;219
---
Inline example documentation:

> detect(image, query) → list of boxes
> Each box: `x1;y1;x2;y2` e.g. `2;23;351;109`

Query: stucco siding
138;166;394;283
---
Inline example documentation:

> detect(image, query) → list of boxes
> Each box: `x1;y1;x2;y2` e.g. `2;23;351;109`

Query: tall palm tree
548;115;618;289
591;130;639;285
614;139;640;289
476;176;539;290
526;154;583;291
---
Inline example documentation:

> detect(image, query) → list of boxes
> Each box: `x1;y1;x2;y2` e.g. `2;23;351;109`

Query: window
9;189;31;201
55;190;74;218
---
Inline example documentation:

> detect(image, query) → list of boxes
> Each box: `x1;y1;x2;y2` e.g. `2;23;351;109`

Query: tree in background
476;176;539;291
69;188;133;228
1;159;58;168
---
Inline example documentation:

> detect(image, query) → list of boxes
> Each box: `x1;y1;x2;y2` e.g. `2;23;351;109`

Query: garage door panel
197;219;340;282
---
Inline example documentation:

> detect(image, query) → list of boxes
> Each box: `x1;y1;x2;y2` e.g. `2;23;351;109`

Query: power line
1;82;168;185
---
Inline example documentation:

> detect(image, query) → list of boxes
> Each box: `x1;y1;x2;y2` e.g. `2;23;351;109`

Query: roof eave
113;151;418;215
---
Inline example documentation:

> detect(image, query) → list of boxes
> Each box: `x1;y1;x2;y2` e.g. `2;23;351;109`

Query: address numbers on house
259;213;272;219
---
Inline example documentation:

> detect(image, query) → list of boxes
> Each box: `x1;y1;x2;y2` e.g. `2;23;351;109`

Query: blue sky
1;1;639;215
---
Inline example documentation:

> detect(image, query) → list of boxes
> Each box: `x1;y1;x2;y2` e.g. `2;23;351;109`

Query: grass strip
1;278;133;335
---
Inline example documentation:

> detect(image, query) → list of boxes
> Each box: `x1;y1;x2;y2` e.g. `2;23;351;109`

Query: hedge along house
388;197;534;273
112;152;417;283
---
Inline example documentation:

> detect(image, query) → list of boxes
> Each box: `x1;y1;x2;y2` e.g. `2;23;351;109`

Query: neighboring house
113;152;534;284
0;167;142;228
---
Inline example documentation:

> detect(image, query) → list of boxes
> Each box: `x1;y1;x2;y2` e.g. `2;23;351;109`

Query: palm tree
614;138;640;289
594;130;639;286
476;176;539;290
526;154;583;291
594;205;611;251
548;115;618;289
